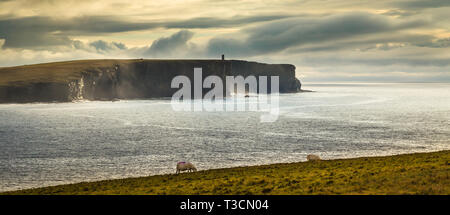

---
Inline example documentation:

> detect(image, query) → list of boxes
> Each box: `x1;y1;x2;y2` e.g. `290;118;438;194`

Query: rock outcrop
0;59;301;103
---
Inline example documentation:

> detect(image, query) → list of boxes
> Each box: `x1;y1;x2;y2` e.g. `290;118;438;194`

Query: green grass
3;150;449;195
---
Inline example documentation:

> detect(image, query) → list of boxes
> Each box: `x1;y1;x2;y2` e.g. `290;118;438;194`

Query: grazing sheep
307;154;321;161
176;162;197;174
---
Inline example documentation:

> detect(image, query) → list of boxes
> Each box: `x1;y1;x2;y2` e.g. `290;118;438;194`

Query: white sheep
306;154;321;161
176;162;197;174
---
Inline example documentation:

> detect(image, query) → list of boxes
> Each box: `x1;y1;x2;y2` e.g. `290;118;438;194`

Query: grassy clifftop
0;59;128;86
4;150;449;195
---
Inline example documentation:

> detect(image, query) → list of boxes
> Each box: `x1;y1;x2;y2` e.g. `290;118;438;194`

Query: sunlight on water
0;83;449;191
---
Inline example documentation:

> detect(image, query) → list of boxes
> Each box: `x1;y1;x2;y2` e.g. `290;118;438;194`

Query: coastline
0;59;302;103
3;150;449;195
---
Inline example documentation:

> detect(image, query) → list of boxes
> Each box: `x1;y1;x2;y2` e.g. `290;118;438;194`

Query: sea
0;83;449;191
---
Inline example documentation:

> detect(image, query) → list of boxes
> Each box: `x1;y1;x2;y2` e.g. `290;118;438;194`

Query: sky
0;0;449;82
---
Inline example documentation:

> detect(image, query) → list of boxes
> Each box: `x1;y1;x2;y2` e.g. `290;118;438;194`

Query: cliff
0;59;301;103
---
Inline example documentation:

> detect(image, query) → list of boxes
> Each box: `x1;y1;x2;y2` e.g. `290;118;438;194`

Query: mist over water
0;83;449;191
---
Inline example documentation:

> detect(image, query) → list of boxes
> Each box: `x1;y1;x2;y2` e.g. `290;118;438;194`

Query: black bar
1;195;448;214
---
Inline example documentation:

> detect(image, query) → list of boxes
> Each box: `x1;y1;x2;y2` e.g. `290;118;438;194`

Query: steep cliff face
229;60;301;93
0;59;301;103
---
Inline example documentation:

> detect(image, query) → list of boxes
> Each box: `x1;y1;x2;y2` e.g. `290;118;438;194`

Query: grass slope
3;150;449;195
0;60;120;86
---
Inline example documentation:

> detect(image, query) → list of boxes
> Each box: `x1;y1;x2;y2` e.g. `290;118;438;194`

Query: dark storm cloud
207;12;428;56
0;14;293;49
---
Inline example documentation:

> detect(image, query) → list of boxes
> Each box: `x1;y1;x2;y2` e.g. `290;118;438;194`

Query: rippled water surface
0;83;449;191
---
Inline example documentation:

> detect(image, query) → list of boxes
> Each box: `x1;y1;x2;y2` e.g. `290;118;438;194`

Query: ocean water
0;83;449;191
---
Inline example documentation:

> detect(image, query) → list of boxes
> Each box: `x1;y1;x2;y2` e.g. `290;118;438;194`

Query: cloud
70;40;128;55
164;15;296;29
395;0;450;10
144;30;195;57
0;14;292;49
0;1;449;82
89;40;127;53
286;33;436;53
0;30;200;67
299;55;450;67
415;37;450;48
381;9;418;17
207;12;428;56
0;16;155;49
